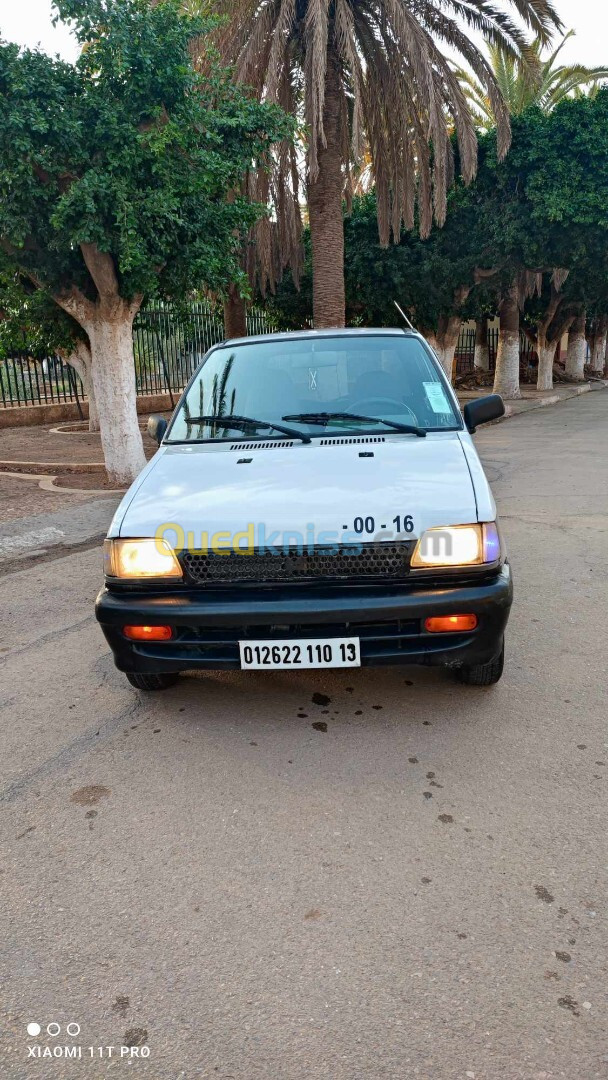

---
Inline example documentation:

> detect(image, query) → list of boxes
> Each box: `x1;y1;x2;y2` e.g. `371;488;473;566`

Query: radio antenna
393;300;415;331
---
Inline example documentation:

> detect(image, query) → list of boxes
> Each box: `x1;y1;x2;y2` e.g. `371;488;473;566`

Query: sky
1;0;608;67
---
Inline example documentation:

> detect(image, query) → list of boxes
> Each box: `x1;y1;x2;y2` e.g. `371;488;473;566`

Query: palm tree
455;31;608;129
214;0;561;328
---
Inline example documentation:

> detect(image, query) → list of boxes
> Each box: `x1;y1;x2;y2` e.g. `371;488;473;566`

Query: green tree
455;31;608;128
264;92;608;394
215;0;561;329
0;0;291;483
0;271;99;428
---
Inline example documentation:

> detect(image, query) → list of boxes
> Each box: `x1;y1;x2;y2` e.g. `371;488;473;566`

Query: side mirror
147;414;168;445
463;394;505;434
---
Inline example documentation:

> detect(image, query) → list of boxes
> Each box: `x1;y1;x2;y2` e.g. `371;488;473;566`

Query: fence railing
455;327;539;375
0;312;548;409
0;354;85;410
0;301;282;409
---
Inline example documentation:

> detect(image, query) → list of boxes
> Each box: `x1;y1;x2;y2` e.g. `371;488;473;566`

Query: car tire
125;671;179;691
456;640;504;686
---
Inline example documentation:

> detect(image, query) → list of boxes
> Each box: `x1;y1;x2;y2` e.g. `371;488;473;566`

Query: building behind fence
1;304;539;409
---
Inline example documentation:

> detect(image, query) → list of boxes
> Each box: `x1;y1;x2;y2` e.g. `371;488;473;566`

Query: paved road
1;393;606;1079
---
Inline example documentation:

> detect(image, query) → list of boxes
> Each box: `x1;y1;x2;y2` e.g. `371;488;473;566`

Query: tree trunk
565;313;587;380
436;314;462;381
224;285;247;339
86;312;147;485
536;339;556;391
307;49;345;329
589;319;607;373
62;341;99;432
493;287;521;399
83;366;100;432
474;316;490;371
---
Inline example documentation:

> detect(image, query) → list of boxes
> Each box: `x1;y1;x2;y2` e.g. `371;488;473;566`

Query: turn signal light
424;615;478;633
123;625;173;641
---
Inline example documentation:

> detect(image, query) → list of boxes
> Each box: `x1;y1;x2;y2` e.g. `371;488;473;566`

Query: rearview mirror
463;394;505;434
147;414;168;445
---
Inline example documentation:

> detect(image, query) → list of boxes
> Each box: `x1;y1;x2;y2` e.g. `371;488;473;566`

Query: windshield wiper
180;414;311;444
282;412;427;437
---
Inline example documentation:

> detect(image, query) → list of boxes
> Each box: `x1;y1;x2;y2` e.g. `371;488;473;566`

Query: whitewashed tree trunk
425;331;440;355
435;315;462;381
536;341;556;391
53;245;147;486
474;316;490;371
565;315;587;380
86;314;146;484
63;341;99;432
440;335;459;381
82;364;100;432
493;288;521;399
590;330;607;374
494;333;520;397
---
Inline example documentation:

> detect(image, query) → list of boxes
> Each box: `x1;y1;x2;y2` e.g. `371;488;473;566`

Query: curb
503;382;595;418
0;460;105;475
460;381;605;424
0;469;126;496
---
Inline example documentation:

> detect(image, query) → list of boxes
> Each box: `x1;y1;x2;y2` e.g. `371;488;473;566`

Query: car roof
220;327;423;347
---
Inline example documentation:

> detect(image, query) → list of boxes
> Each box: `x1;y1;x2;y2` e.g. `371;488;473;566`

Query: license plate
239;637;361;670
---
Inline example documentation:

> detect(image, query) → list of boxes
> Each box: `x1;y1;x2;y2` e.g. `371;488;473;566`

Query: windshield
167;334;461;442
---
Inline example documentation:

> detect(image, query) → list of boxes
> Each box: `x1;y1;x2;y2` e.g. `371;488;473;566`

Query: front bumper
96;564;513;673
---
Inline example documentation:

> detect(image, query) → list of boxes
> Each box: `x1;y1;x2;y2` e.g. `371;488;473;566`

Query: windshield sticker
423;382;452;414
309;369;318;390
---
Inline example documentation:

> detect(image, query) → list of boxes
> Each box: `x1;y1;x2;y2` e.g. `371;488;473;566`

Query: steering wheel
349;396;419;424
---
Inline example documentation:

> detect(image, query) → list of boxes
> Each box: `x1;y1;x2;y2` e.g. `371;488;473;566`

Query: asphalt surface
0;392;606;1079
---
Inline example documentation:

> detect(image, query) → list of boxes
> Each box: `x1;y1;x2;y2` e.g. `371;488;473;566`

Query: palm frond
456;29;605;125
217;0;563;245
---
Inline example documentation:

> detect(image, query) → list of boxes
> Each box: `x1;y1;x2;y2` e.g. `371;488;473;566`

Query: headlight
104;538;183;580
411;523;501;569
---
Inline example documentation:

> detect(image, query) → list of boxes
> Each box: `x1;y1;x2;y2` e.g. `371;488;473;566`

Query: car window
167;335;461;441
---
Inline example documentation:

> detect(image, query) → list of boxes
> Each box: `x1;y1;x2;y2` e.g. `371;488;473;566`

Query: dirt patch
54;470;126;492
70;785;111;806
0;421;161;467
0;425;104;464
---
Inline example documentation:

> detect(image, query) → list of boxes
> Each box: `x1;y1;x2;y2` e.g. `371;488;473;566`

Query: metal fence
0;354;87;411
0;312;551;409
0;301;281;409
456;327;538;375
454;328;477;374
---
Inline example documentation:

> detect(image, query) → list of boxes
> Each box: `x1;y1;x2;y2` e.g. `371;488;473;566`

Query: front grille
181;542;415;585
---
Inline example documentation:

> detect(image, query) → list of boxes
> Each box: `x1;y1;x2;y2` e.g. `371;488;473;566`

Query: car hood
112;433;479;546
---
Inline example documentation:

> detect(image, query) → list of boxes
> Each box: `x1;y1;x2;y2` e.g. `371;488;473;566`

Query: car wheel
125;671;179;691
456;640;504;686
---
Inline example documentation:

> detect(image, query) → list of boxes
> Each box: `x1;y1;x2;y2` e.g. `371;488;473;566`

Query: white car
96;329;512;690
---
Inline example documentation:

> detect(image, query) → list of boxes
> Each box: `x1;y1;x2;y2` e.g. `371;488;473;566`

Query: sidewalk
458;379;605;420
